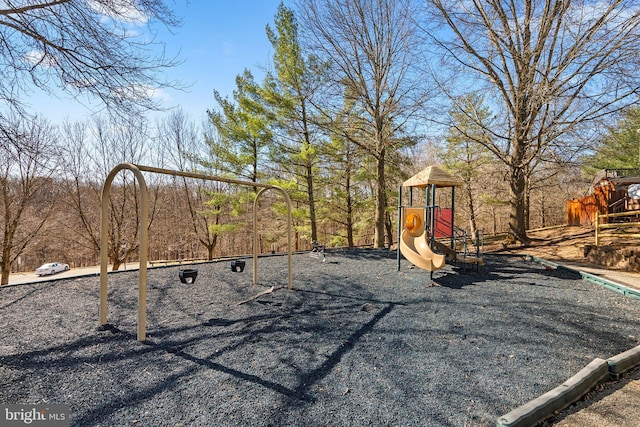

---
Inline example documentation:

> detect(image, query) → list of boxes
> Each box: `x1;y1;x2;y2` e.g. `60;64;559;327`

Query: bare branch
0;0;183;117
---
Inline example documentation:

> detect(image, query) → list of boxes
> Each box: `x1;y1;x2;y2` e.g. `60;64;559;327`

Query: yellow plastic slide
400;228;446;272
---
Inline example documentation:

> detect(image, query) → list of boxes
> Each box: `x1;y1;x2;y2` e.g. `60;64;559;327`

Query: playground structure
99;163;293;341
400;206;446;274
397;166;484;276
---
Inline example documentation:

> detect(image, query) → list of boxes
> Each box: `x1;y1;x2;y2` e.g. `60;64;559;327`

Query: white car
35;262;69;276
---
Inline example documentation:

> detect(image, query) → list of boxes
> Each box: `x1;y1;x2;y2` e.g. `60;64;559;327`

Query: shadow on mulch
1;251;639;426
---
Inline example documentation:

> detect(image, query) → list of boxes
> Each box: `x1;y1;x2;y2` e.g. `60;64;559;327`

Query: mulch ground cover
1;249;639;426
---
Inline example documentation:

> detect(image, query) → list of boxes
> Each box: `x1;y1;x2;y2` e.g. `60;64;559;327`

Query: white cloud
112;83;172;103
24;50;57;68
87;0;148;24
151;87;172;103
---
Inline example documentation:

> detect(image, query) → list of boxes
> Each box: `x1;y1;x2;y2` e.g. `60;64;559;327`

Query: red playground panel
433;208;453;238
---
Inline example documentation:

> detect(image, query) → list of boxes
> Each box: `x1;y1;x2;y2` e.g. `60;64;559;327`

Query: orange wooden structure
567;169;640;225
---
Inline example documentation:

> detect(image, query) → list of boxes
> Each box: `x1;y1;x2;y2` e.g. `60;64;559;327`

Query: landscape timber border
495;254;640;426
99;163;293;341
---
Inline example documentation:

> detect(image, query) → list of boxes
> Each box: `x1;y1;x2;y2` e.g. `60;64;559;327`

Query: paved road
7;264;142;286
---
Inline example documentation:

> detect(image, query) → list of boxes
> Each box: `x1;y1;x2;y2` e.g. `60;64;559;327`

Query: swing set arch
99;163;293;341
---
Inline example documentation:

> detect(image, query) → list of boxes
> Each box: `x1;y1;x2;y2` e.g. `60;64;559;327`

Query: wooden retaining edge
496;358;610;427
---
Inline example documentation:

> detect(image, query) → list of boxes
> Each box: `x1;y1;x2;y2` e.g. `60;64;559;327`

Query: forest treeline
2;1;640;285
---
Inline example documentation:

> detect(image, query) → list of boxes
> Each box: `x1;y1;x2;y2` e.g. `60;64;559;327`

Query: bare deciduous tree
443;94;494;236
156;109;227;260
0;114;59;285
0;0;181;116
58;120;102;258
424;0;640;244
297;0;425;248
90;116;158;270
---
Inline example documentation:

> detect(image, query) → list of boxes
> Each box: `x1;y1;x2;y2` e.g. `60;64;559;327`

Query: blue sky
33;1;285;124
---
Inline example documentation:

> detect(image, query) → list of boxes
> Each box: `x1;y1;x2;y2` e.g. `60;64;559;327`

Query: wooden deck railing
595;210;640;245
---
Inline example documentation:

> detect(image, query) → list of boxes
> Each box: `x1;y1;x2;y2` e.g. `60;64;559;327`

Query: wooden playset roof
403;166;464;188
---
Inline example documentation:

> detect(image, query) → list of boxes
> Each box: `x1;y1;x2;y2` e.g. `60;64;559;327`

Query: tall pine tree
586;107;640;172
208;69;273;186
262;3;326;242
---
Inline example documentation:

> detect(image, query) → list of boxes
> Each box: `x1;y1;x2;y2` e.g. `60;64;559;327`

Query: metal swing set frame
99;163;293;341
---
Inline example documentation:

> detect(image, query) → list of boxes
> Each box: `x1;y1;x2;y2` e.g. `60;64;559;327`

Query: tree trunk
206;235;217;260
385;210;394;248
1;264;9;286
491;206;497;235
306;161;317;242
374;149;386;248
301;99;318;243
508;165;530;244
1;243;11;285
541;195;546;229
1;209;23;285
346;173;354;248
524;173;531;231
465;182;477;236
